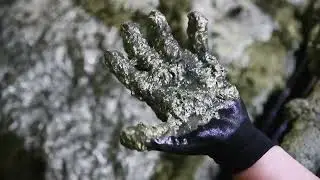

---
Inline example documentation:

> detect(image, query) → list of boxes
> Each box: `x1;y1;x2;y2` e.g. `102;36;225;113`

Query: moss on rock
228;36;286;116
252;0;302;48
151;154;204;180
75;0;133;26
308;23;320;77
158;0;191;45
281;83;320;173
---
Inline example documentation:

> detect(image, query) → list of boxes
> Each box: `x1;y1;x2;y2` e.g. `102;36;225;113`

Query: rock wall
281;83;320;173
0;0;319;179
281;9;320;173
1;0;160;179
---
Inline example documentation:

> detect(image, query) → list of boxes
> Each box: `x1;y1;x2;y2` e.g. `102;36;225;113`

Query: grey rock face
192;0;275;65
105;11;239;151
2;0;318;179
1;0;160;179
194;157;220;180
307;12;320;77
281;10;320;172
191;0;289;117
75;0;159;27
281;87;320;173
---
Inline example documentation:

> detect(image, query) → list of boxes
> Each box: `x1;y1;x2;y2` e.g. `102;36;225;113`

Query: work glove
104;10;274;173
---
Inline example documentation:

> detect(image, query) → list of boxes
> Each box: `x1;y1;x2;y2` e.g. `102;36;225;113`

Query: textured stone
228;37;287;116
307;7;320;77
281;84;320;173
0;0;160;179
76;0;159;26
192;0;275;65
2;0;317;179
280;6;320;171
150;154;205;180
191;0;291;117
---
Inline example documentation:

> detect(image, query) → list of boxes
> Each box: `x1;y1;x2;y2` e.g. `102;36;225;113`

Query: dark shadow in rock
254;89;284;134
0;0;15;6
0;130;46;180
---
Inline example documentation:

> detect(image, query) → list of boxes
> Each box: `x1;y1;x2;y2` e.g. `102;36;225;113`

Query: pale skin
234;146;320;180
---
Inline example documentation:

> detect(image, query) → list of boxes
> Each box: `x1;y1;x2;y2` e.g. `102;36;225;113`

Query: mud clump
105;10;239;151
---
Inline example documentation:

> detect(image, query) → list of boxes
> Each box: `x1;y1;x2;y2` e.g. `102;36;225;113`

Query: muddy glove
104;10;274;173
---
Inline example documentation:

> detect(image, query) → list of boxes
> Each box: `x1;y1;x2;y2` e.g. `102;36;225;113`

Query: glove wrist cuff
210;121;275;174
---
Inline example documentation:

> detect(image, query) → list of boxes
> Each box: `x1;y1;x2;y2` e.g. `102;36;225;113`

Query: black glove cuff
210;121;275;174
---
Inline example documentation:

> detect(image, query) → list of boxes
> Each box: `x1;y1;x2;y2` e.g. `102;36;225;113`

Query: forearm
233;146;319;180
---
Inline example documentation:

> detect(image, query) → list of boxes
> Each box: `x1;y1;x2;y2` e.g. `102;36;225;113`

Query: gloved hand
104;10;274;173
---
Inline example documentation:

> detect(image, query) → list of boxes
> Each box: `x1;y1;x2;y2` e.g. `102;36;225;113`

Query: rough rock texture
308;31;320;77
80;0;291;178
192;0;293;117
307;6;320;77
192;0;275;64
228;37;287;116
157;0;191;44
1;0;319;179
281;3;320;173
1;0;160;179
150;154;205;180
253;0;302;47
281;83;320;173
75;0;159;26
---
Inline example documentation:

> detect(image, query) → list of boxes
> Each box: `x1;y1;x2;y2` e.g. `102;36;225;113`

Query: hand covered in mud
104;11;251;156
